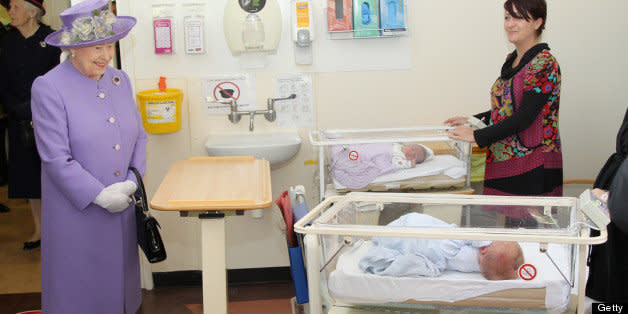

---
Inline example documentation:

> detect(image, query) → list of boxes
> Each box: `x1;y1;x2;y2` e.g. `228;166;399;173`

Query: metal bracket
320;237;353;272
539;242;574;287
199;211;226;219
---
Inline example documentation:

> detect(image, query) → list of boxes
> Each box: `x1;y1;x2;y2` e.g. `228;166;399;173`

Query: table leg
201;217;227;314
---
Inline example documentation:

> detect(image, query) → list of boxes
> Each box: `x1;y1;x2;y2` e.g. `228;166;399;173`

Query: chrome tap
224;94;297;132
227;99;241;123
265;94;296;123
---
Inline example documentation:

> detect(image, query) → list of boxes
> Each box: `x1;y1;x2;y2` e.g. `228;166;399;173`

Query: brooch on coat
40;41;47;48
113;76;121;86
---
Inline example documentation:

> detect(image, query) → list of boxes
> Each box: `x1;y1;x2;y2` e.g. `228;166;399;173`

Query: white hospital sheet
328;240;571;312
333;155;466;190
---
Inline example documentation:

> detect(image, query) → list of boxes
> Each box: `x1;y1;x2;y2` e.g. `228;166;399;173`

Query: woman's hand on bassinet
443;116;469;126
447;125;476;143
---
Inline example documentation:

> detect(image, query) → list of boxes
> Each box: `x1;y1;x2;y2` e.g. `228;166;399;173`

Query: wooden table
151;156;272;314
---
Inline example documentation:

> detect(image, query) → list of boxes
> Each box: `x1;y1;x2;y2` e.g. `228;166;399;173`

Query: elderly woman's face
70;42;116;81
8;0;34;28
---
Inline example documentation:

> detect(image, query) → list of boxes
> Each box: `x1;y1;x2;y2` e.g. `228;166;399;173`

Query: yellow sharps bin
137;78;183;134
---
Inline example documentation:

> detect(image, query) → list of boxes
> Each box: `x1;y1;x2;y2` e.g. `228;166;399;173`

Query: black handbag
130;167;167;263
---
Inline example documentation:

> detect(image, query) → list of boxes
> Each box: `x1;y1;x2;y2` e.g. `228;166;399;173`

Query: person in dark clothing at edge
0;1;11;213
0;0;60;247
585;107;628;305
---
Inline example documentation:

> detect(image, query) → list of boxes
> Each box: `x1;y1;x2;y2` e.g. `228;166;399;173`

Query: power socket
579;189;610;229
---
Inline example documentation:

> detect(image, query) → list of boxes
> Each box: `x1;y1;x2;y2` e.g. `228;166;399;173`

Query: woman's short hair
22;0;44;22
504;0;547;36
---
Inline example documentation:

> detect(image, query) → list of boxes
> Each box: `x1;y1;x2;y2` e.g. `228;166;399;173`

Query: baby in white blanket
391;143;430;169
359;213;524;280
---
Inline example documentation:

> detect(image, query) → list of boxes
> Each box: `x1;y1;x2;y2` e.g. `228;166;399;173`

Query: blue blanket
359;213;490;277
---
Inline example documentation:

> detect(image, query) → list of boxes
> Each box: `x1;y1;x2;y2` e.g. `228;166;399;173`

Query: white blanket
328;240;571;312
333;155;466;190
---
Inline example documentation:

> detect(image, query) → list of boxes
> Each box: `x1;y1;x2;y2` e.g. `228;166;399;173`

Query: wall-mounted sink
205;132;302;168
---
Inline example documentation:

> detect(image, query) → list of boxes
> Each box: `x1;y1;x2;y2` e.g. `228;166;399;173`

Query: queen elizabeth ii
30;0;148;312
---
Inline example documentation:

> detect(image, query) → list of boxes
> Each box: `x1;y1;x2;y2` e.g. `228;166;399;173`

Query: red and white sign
348;150;359;161
203;75;256;114
518;264;537;281
213;81;241;103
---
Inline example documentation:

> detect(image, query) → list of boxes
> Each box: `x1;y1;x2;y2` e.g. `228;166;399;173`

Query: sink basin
205;132;302;168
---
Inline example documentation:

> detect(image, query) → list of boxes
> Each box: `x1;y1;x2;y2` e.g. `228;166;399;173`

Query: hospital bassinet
309;127;473;202
294;192;608;314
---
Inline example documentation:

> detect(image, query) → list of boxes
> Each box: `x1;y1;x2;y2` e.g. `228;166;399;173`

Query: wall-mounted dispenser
183;3;206;55
327;0;352;32
223;0;282;56
152;4;175;54
292;0;313;65
352;0;379;38
380;0;406;35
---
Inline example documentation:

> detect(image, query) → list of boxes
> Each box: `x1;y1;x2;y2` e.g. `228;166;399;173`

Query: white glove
93;189;132;213
107;180;138;196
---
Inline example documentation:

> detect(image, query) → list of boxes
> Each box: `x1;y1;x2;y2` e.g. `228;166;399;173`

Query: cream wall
41;0;68;30
115;0;628;272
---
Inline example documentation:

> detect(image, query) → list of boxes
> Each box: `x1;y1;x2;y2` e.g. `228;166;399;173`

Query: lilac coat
31;60;148;314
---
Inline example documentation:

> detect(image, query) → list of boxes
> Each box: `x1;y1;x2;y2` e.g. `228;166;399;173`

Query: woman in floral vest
445;0;562;226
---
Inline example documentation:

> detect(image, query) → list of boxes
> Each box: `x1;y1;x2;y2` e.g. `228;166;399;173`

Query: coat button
115;171;120;177
98;93;105;99
114;144;120;150
108;117;115;123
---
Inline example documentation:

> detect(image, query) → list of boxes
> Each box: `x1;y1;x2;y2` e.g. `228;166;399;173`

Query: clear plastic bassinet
294;192;607;314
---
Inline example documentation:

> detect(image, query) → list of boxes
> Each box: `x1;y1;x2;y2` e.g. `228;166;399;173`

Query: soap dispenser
291;0;313;65
224;0;282;55
242;13;265;49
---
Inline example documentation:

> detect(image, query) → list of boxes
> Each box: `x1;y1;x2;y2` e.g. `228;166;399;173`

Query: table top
150;156;272;211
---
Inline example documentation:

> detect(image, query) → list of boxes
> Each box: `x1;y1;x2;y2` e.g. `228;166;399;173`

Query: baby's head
402;144;427;166
478;241;524;280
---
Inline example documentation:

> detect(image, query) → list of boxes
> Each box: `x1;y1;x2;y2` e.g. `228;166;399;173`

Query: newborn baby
392;143;428;169
329;143;433;189
359;213;524;280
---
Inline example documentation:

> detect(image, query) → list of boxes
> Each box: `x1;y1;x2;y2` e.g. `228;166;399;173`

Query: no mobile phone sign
519;263;537;281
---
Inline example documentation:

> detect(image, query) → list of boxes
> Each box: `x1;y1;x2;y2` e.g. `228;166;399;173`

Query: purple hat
45;0;136;48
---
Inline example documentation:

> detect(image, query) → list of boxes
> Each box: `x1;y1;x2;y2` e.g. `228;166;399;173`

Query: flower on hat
59;9;117;45
59;31;72;45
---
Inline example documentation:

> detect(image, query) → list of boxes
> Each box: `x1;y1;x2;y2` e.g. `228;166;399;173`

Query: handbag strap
130;167;149;213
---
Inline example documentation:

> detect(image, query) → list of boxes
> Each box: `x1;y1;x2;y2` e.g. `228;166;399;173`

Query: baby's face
479;242;523;280
402;145;426;164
